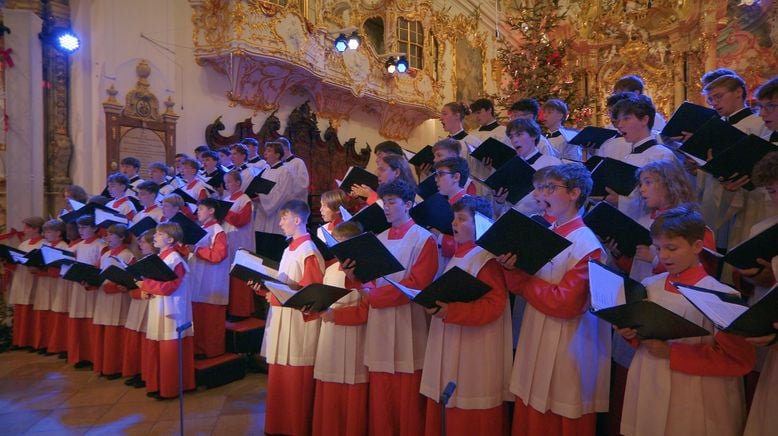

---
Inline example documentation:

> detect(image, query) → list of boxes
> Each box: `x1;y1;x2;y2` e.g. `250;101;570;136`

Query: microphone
176;321;193;333
439;381;457;405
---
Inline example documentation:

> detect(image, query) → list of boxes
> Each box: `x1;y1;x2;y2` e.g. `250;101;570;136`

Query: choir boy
140;222;195;399
497;163;609;436
222;170;256;319
506;98;558;158
67;215;105;367
122;230;155;388
241;137;266;169
133;181;164;223
189;198;230;358
254;141;293;236
542;99;581;161
93;224;134;378
45;219;75;356
7;216;45;348
612;75;667;131
374;140;404;159
30;219;68;352
423;138;477;195
312;220;372;436
178;158;210;205
105;173;138;221
421;196;512;436
471;98;509;143
440;102;482;158
357;179;438;436
218;147;234;171
230;143;262;193
432;156;469;258
594;92;634;160
120;156;144;192
279;136;310;203
148;162;178;199
262;199;325;436
198;150;225;195
618;206;755;436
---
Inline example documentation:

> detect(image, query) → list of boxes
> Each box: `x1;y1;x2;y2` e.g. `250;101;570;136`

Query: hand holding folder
263;281;352;312
383;266;491;309
676;283;777;337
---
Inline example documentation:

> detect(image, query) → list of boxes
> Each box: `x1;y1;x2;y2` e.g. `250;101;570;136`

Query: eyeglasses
705;90;732;105
535;183;568;194
433;171;455;178
753;102;778;115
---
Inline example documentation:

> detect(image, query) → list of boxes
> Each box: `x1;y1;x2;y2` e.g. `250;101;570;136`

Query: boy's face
764;181;778;206
107;181;126;199
652;234;703;275
434;166;460;196
106;232;123;248
43;228;60;242
149;168;166;183
439;106;460;132
278;211;300;237
174;157;185;173
263;147;281;165
376;160;398;184
22;224;40;239
77;224;97;240
153;230;174;250
319;203;337;222
705;85;743;117
161;202;179;219
473;108;493;125
138;238;154;255
120;164;138;177
382;194;411;225
196;204;214;223
638;172;668;210
509;131;537;158
230;149;246;165
224;175;240;193
181;164;198;179
433;148;457;163
756;97;778;131
452;210;475;245
542;109;564;128
137;189;156;207
536;177;578;218
202;157;218;171
614;113;649;143
219;153;232;166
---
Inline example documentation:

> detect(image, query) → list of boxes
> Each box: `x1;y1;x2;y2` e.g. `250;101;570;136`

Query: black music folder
407;145;434;168
169;212;208;246
245;173;277;198
0;244;27;264
583;202;652;258
94;208;130;228
677;283;778;337
229;249;282;284
61;262;104;287
127;254;179;282
476;209;571;274
100;265;140;290
385;266;491;309
700;134;777;190
417;174;438;200
128;216;158;237
328;232;404;283
589;157;639;197
679;117;747;162
568;126;619;148
410;193;454;235
202;170;225;190
469;137;517;170
476;156;536;204
723;222;778;270
338;166;379;196
254;231;290;270
212;199;233;221
342;203;391;235
59;202;116;224
172;188;198;205
588;260;710;340
41;245;76;266
22;249;45;268
263;281;353;312
660;102;718;138
311;225;335;262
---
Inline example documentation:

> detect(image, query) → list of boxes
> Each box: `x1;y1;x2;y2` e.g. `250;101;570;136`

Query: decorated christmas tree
496;0;587;123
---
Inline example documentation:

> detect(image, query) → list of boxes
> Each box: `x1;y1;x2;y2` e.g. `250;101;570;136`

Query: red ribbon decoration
0;48;13;68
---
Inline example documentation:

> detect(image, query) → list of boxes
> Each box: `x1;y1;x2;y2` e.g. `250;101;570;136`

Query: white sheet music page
588;261;626;311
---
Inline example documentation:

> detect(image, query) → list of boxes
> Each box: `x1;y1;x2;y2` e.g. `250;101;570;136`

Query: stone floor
0;349;267;435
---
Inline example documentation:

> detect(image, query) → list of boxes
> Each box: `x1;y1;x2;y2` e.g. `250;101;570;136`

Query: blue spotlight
56;31;80;53
396;56;409;73
334;34;348;53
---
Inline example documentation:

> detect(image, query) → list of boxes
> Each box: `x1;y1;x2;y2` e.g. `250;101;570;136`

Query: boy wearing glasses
432;157;470;258
496;163;609;436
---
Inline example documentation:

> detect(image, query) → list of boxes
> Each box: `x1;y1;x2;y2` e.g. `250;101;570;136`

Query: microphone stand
439;381;457;436
176;321;193;436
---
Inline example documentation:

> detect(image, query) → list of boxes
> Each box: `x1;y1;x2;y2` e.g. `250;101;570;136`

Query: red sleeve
366;191;378;206
614;255;633;274
298;254;324;287
445;259;508;326
43;266;61;278
142;262;186;296
368;237;439;308
669;331;756;377
103;281;124;294
440;234;456;258
195;232;228;263
129;289;143;299
197;188;208;200
334;297;369;325
517;249;603;319
224;202;252;227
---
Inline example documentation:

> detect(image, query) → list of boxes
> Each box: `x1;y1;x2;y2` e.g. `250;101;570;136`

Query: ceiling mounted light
347;31;361;50
334;34;348;52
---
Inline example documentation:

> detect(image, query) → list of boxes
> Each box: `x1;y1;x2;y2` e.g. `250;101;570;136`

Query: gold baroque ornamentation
122;60;162;121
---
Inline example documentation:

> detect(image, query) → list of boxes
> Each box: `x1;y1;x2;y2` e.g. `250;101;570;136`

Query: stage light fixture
385;57;397;74
334;34;348;52
347;31;361;50
396;56;409;73
56;31;80;53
